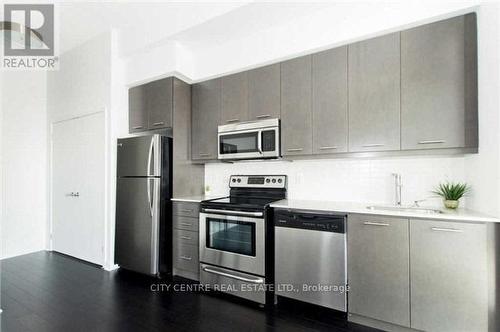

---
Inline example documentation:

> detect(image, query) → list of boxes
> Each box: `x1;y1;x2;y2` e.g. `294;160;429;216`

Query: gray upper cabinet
281;55;313;156
248;64;281;120
312;47;348;154
129;85;148;133
410;219;487;332
128;77;173;133
221;72;249;124
147;77;173;130
347;214;410;327
401;14;477;150
191;78;221;161
348;33;401;152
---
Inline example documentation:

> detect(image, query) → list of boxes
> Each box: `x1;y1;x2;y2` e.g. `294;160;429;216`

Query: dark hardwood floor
1;252;378;332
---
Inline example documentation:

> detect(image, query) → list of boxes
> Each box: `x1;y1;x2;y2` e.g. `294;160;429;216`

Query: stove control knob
266;178;270;183
272;179;276;183
278;178;283;183
232;178;236;183
237;178;241;183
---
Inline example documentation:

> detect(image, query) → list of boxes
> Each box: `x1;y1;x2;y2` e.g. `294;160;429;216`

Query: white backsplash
204;156;466;207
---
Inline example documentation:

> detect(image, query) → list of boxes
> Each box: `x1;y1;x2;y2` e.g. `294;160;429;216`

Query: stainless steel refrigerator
115;134;172;277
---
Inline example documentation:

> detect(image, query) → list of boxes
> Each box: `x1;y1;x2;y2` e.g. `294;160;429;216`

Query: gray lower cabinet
281;55;313;156
172;201;200;281
191;78;221;161
401;14;477;150
129;85;148;132
410;219;488;332
348;33;401;152
312;46;348;154
347;214;410;327
221;72;249;124
248;64;281;120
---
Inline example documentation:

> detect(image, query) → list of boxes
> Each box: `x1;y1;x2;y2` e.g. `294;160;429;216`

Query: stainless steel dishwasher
274;209;347;311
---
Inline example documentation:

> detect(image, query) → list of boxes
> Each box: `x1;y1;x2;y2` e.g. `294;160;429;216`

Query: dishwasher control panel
274;210;346;233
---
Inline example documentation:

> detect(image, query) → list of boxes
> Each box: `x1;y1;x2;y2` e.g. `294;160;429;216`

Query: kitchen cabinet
401;14;478;150
191;78;221;161
221;72;249;124
172;201;200;281
410;219;487;332
347;214;410;327
128;85;148;133
312;47;348;154
281;55;312;156
128;77;174;133
248;64;281;120
348;33;401;152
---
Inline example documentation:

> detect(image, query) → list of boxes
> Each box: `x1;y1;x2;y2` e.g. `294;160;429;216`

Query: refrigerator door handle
147;136;154;176
147;178;153;217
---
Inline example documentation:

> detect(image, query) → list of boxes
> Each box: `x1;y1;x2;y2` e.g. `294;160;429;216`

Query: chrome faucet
391;173;402;206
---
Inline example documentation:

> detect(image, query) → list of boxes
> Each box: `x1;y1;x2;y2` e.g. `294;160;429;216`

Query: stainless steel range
199;175;287;304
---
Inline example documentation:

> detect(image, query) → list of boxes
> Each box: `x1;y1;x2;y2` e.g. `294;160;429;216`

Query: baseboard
1;248;46;260
348;313;419;332
104;264;119;271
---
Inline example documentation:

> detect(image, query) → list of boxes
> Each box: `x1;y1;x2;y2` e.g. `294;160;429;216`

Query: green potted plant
432;182;470;209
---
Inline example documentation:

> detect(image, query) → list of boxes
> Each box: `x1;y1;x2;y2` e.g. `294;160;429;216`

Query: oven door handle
202;266;264;284
203;208;263;217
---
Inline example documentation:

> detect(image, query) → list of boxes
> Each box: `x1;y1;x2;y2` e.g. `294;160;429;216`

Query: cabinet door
191;79;221;160
410;219;487;332
347;214;410;327
401;16;467;150
147;77;173;130
221;72;248;124
281;55;312;156
312;47;348;154
348;33;401;152
248;64;281;120
128;85;148;133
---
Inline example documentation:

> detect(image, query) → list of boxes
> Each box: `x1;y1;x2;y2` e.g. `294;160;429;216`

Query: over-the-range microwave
218;118;280;160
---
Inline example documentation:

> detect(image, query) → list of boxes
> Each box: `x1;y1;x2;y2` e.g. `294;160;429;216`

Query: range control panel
229;175;287;189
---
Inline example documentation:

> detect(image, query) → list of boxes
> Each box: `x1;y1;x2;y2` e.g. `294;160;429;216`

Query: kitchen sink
367;205;443;214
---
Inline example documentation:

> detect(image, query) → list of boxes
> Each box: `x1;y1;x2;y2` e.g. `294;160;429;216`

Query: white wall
46;32;112;268
205;156;466;207
0;71;48;259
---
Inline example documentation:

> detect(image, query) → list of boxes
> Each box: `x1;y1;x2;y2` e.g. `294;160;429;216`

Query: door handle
256;114;271;119
202;266;264;284
319;146;338;150
147;179;154;217
180;256;192;261
418;140;446;145
362;143;384;148
180;236;192;240
286;148;303;152
147;137;154;176
152;122;164;126
363;221;390;226
431;227;463;233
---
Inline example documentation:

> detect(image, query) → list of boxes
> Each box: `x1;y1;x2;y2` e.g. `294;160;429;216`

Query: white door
51;112;105;265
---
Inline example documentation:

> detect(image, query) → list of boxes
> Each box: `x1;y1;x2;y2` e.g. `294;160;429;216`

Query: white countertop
270;199;499;223
171;195;226;203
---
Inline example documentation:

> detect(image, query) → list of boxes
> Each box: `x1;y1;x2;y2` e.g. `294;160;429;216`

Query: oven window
206;218;256;256
220;132;259;154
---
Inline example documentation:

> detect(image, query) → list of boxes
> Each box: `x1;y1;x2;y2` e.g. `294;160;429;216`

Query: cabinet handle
152;122;164;126
180;236;192;240
287;148;303;152
362;143;384;148
431;227;463;233
199;153;211;157
132;126;143;130
418;140;445;145
180;222;192;226
180;256;192;261
181;209;193;213
363;221;390;226
256;114;271;119
226;119;239;123
319;146;338;150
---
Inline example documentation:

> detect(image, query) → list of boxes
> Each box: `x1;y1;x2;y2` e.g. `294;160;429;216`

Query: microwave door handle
258;131;263;154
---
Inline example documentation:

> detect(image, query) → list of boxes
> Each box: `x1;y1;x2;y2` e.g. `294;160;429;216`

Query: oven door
218;129;263;160
199;212;265;276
